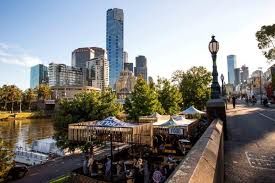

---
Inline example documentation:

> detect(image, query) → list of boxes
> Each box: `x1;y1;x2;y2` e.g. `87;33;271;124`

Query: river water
0;119;55;150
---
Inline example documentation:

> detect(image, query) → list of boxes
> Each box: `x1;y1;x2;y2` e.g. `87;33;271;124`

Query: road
225;103;275;183
13;143;129;183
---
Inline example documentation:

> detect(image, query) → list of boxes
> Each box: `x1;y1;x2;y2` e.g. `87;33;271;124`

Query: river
0;119;55;151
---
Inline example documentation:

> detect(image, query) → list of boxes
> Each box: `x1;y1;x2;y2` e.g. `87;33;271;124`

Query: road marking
256;112;275;122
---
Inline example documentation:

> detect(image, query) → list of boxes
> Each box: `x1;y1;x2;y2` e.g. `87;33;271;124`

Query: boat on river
14;138;64;166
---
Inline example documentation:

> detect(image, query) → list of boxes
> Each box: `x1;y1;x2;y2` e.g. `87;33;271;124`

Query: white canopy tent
180;106;205;115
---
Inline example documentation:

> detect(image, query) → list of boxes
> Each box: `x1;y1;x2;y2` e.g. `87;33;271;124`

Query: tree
23;88;36;110
0;139;14;181
124;77;164;120
256;24;275;63
54;90;122;150
156;78;182;115
36;84;51;100
172;66;211;110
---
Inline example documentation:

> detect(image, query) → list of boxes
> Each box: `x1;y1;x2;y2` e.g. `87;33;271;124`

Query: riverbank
0;111;52;120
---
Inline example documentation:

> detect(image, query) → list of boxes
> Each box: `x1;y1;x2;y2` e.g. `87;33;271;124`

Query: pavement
12;143;129;183
225;103;275;183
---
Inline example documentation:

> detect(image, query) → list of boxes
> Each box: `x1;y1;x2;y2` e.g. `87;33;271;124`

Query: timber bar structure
68;117;153;146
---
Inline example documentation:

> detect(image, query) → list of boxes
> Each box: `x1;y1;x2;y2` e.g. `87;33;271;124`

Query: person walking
232;96;236;109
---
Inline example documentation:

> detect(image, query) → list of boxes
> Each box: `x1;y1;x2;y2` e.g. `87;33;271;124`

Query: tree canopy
54;89;122;150
124;77;164;120
156;78;182;115
172;66;211;110
35;84;52;100
256;24;275;63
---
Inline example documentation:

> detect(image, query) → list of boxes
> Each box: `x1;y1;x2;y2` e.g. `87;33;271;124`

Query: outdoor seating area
77;144;183;183
68;109;206;182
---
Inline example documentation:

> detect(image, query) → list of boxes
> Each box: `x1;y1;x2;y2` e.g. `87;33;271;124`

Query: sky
0;0;275;90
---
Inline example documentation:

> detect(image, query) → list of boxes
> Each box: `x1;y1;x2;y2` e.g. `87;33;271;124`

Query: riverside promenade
13;143;129;183
225;103;275;182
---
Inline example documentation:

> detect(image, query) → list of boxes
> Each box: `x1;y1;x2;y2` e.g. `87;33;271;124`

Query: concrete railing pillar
206;99;226;139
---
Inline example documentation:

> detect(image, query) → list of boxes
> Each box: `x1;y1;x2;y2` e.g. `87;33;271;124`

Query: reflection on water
0;119;54;150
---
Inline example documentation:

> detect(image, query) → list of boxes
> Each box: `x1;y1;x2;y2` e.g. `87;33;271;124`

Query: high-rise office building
240;65;249;83
234;68;241;86
72;47;95;85
134;55;147;81
106;8;124;88
30;64;48;89
48;63;83;87
227;55;236;84
123;51;128;64
86;48;109;90
124;63;133;72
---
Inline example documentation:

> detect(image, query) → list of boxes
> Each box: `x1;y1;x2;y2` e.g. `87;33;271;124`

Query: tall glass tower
227;55;236;85
30;64;48;89
106;8;124;88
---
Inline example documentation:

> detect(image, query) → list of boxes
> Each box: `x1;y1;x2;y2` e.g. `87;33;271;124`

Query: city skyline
0;1;275;89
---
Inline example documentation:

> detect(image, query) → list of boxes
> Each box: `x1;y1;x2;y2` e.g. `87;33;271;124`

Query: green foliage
256;24;275;63
36;84;52;100
124;77;164;120
0;139;14;180
172;66;211;110
156;78;182;115
0;85;22;112
23;88;36;110
54;89;122;150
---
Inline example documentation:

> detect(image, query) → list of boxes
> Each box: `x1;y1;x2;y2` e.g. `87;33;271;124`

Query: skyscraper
106;8;124;88
30;64;48;89
227;55;236;84
72;47;95;85
48;63;83;87
134;55;148;81
124;63;133;72
241;65;249;83
86;47;109;90
123;51;128;64
234;68;240;86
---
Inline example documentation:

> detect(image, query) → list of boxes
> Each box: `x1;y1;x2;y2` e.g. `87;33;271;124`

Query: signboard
44;100;55;105
169;128;183;135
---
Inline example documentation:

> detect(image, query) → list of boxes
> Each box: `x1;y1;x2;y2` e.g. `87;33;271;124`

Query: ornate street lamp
220;74;224;96
209;35;221;99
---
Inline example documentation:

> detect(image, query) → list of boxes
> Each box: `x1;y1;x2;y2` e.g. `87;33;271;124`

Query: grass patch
49;175;70;183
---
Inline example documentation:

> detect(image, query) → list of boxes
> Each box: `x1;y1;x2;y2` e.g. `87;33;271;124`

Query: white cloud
0;43;42;67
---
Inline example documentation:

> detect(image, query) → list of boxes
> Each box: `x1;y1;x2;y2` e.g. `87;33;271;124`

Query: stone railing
166;119;224;183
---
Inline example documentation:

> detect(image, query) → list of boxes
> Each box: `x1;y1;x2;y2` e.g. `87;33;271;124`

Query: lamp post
220;74;224;96
209;35;221;99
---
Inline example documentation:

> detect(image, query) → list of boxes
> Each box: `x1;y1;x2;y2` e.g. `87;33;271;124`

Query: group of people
82;152;178;183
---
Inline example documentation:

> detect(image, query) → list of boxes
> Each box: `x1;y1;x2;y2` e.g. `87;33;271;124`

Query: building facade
86;50;109;90
134;55;148;81
48;63;83;87
234;68;241;86
123;51;128;64
264;64;275;99
52;86;101;100
124;62;133;72
72;47;95;85
115;70;136;99
227;55;236;85
30;64;49;89
106;8;124;88
241;65;249;83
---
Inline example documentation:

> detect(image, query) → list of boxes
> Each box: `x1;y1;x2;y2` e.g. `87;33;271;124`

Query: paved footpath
225;104;275;183
13;143;129;183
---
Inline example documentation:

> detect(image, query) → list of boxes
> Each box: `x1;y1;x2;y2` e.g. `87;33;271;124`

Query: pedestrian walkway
13;143;129;183
225;104;275;183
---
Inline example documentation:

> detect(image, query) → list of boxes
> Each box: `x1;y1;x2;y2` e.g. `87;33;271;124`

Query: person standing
232;96;236;108
83;156;89;175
